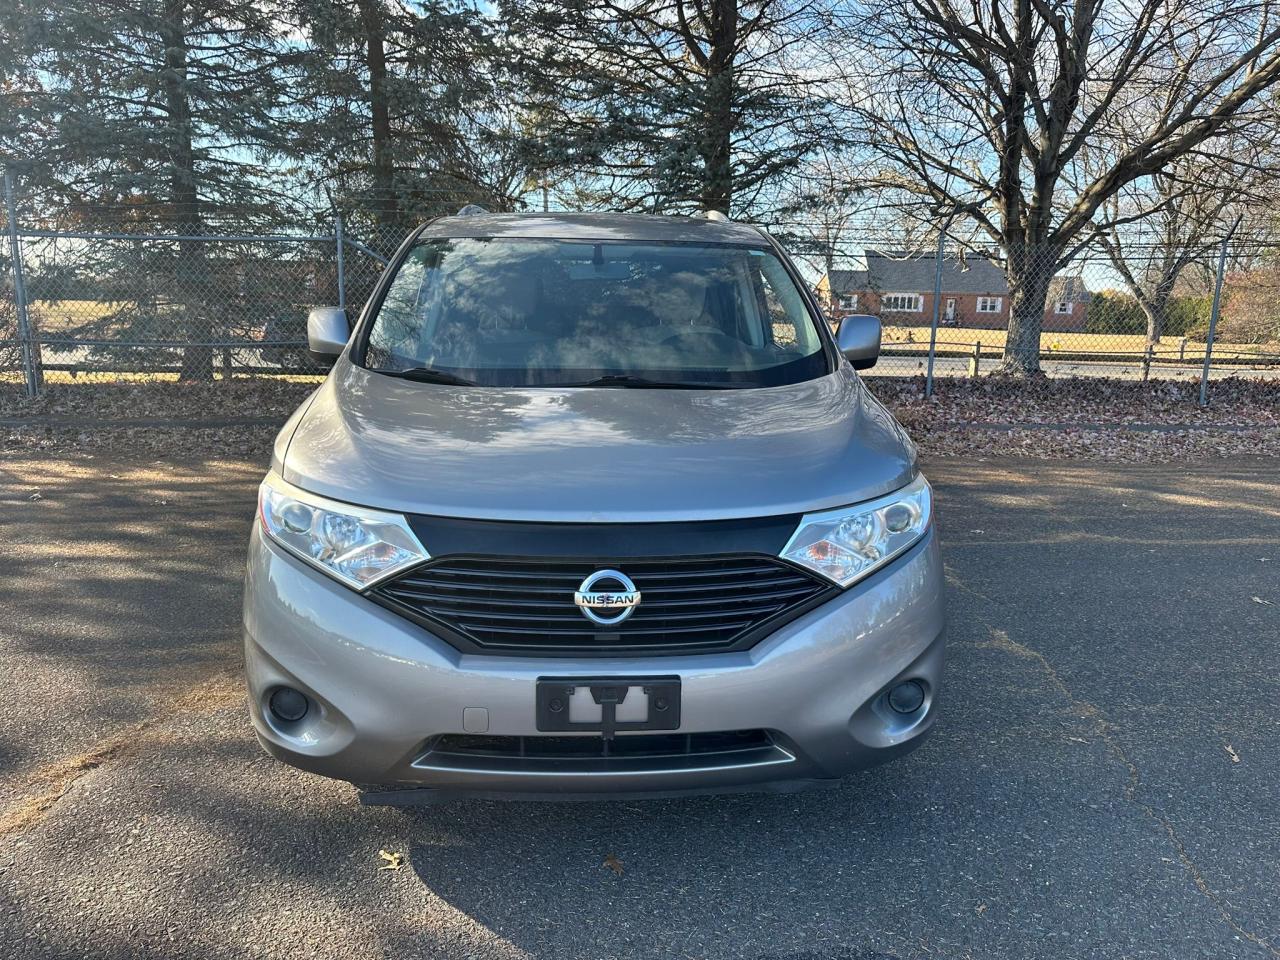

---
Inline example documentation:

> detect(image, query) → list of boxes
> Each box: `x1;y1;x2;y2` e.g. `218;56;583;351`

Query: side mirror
307;307;350;362
836;314;881;370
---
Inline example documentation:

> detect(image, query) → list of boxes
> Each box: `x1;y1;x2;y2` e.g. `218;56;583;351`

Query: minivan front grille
370;555;836;656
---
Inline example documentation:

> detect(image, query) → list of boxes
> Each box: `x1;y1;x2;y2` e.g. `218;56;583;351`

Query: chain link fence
808;233;1280;400
3;187;1278;408
0;204;399;394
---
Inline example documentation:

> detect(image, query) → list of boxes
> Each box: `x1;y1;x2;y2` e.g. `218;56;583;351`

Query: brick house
816;251;1092;331
1042;274;1092;332
816;251;1009;328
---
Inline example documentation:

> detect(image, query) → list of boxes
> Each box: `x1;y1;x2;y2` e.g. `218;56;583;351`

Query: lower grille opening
435;729;770;759
415;729;794;776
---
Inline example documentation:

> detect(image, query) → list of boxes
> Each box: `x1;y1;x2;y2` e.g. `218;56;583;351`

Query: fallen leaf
378;849;404;871
603;853;624;876
1225;744;1241;764
1252;597;1273;605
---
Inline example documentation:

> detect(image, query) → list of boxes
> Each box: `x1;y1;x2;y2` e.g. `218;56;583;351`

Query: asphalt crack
0;735;141;837
0;671;243;839
974;624;1280;959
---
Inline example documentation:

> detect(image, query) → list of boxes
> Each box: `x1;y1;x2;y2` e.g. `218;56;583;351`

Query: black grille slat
639;588;819;607
430;730;773;761
382;591;574;609
380;588;814;613
371;554;834;656
420;600;794;624
417;561;792;582
454;620;758;638
637;578;813;595
387;576;813;600
423;567;585;582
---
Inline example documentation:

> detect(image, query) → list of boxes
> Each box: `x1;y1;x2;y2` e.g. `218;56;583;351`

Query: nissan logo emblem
573;569;641;626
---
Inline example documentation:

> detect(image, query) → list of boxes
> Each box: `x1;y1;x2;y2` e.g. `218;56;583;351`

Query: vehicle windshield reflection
361;239;831;388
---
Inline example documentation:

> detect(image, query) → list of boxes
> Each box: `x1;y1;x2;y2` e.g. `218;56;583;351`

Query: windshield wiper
378;370;744;389
565;375;745;390
379;367;476;386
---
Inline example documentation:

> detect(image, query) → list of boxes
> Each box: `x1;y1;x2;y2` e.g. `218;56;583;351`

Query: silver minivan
243;211;946;802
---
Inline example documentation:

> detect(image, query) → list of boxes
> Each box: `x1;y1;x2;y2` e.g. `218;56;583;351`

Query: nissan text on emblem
573;570;642;626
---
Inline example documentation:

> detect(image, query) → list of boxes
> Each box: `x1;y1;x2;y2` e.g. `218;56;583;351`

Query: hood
281;361;917;523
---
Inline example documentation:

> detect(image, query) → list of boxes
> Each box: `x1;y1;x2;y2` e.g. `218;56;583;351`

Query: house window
1054;301;1073;315
977;296;1003;313
881;293;923;312
837;294;858;310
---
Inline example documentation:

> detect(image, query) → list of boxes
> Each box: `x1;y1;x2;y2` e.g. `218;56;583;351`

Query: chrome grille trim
413;730;796;776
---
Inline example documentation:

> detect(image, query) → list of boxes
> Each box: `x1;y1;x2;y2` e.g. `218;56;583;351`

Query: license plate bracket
536;676;681;738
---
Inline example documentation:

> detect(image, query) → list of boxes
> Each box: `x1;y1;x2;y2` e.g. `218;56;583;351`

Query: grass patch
883;324;1280;361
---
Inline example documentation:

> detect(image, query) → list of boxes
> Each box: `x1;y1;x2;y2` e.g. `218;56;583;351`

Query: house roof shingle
1046;274;1091;302
826;268;868;291
863;251;1008;294
824;250;1008;296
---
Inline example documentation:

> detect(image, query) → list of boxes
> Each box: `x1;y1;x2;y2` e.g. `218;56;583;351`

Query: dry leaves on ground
2;375;1278;463
872;375;1280;428
0;378;318;421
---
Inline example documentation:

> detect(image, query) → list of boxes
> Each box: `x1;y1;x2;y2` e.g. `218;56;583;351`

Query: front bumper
242;524;947;797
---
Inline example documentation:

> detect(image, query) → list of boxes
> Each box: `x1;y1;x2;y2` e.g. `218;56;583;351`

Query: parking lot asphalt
1;451;1277;960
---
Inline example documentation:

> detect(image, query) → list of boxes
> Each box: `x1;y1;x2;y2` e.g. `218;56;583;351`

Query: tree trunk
1137;292;1168;344
160;0;213;382
1138;272;1177;344
357;0;396;228
999;242;1061;376
699;0;737;214
823;247;835;313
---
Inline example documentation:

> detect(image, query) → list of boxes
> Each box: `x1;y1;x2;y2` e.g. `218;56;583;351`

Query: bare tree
773;150;877;306
1087;107;1279;344
834;0;1280;374
1092;168;1236;345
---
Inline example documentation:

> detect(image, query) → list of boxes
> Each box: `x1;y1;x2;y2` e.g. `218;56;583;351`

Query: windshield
361;238;830;387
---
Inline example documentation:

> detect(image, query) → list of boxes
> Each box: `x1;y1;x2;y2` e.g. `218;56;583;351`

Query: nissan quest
243;210;947;801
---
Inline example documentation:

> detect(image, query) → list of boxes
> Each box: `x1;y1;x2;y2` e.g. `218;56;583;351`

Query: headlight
258;472;428;589
781;474;932;587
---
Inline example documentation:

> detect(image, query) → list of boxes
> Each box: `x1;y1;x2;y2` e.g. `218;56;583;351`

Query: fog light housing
268;687;309;723
887;680;926;714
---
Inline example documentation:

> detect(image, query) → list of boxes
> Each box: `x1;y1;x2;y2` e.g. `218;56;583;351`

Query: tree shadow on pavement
0;453;263;788
3;456;1280;960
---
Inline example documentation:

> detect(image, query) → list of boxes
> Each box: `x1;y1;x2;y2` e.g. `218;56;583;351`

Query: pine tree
289;0;514;236
504;0;834;216
1;0;297;379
